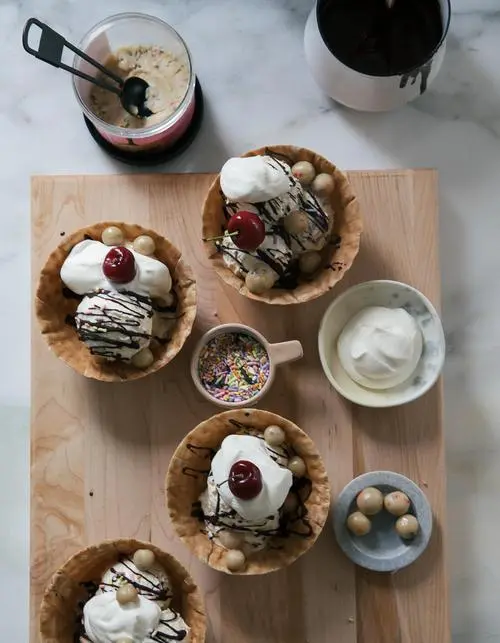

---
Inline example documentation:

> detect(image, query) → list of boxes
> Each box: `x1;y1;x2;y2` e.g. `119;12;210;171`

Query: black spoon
22;18;153;119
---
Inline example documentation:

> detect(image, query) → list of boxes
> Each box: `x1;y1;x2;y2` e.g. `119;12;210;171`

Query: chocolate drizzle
151;610;188;642
184;423;313;545
75;289;153;359
218;156;331;288
99;557;172;604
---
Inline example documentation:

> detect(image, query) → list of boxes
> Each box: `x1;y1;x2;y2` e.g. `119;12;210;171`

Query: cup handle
268;340;303;366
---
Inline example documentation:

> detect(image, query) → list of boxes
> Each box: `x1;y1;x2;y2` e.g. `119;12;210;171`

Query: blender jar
73;13;196;152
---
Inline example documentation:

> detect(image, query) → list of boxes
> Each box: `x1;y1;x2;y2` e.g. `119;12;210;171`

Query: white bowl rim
318;279;446;408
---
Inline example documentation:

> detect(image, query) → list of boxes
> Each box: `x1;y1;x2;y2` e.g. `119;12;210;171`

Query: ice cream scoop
75;290;153;360
98;556;172;607
211;434;292;521
61;239;172;299
337;306;423;390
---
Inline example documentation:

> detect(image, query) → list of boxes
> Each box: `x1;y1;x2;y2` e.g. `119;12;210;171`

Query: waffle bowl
202;145;363;304
38;538;206;643
35;221;197;381
166;408;331;575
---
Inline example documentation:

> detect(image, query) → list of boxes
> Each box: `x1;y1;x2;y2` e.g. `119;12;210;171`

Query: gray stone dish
333;471;433;572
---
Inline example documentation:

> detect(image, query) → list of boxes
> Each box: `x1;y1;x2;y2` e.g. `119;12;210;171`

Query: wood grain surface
31;170;449;643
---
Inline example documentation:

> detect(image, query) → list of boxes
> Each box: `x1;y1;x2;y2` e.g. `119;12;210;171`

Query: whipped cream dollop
61;239;172;299
220;156;289;203
337;306;423;390
83;592;161;643
211;435;292;521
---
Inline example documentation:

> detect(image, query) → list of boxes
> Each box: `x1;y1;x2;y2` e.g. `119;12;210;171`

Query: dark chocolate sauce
74;289;153;359
185;423;313;543
99;557;172;603
318;0;444;77
62;286;81;300
152;611;187;642
217;154;330;289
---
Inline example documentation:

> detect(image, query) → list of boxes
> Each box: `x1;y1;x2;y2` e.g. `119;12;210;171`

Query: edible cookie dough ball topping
132;548;156;571
395;514;420;539
291;161;316;186
225;549;246;572
245;267;276;294
299;251;322;275
101;225;124;246
288;455;306;478
218;530;245;550
133;234;156;256
283;210;309;235
384;491;411;516
116;583;139;605
356;487;384;515
264;425;286;447
103;246;136;283
346;511;371;536
228;460;263;500
131;347;154;369
311;173;334;198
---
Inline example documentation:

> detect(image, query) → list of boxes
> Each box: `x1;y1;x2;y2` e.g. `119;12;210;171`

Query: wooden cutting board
31;170;449;643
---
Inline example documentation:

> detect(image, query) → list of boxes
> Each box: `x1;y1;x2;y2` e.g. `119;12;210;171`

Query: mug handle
268;340;303;366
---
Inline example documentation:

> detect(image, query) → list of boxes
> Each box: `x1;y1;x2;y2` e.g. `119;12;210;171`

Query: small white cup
191;323;303;409
318;280;445;407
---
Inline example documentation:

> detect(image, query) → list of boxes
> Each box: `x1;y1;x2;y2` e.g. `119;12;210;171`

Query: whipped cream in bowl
318;280;445;407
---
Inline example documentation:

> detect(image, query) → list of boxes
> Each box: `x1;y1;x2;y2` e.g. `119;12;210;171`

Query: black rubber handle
22;18;123;95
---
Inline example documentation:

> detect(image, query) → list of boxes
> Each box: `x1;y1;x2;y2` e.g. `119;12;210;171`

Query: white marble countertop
2;1;500;641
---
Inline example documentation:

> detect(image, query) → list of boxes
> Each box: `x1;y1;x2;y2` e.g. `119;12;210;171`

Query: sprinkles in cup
197;332;270;404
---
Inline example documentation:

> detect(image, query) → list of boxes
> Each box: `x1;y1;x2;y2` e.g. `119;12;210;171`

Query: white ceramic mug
304;0;451;111
191;323;303;409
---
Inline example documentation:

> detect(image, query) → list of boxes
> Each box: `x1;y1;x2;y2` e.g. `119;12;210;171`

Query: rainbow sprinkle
198;332;270;403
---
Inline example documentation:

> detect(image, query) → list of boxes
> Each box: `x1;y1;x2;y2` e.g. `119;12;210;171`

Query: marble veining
1;1;500;641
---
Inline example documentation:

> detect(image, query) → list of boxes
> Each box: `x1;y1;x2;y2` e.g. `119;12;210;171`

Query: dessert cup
166;408;331;574
38;538;206;643
35;221;197;381
202;145;363;305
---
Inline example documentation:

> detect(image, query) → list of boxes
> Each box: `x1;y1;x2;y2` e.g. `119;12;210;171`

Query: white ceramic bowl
318;280;445;407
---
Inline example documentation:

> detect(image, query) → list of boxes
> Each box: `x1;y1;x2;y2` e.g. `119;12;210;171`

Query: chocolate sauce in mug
318;0;444;77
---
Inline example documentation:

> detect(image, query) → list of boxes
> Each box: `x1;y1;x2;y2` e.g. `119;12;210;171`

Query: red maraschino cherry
228;460;263;500
227;211;266;251
103;246;136;283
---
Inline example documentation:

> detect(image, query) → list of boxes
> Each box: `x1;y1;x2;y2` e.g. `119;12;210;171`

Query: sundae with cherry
60;225;176;369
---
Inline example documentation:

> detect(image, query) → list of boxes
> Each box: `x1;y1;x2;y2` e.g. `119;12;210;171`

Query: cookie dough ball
299;251;322;275
264;425;286;446
225;549;246;572
101;226;124;246
133;234;156;256
291;161;316;186
283;210;309;235
346;511;371;536
245;267;276;294
131;347;154;369
116;583;138;605
288;455;306;477
218;530;244;550
311;173;334;198
384;491;411;517
395;514;419;539
356;487;384;516
132;549;156;571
